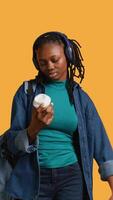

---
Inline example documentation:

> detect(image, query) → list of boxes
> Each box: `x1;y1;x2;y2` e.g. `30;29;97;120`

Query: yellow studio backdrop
0;0;113;199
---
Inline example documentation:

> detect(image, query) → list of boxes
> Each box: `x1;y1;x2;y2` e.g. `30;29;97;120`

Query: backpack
0;79;37;195
0;133;13;193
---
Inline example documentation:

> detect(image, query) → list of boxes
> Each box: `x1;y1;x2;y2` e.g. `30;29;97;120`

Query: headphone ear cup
65;46;74;65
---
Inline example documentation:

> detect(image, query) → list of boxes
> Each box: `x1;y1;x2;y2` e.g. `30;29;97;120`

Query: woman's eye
39;58;59;66
39;63;46;67
52;59;59;63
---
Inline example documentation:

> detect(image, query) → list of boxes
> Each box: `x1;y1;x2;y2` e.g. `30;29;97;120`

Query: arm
86;97;113;198
5;83;37;154
6;83;54;154
27;104;54;142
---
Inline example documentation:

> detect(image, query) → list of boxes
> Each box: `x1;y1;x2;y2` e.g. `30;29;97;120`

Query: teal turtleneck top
37;80;78;168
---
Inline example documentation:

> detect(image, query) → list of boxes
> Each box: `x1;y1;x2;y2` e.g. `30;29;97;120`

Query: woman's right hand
27;103;54;141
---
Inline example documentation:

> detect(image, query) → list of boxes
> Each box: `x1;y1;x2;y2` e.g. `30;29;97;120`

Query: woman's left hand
109;194;113;200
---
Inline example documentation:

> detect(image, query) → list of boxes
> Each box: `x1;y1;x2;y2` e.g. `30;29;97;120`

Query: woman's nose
47;61;54;70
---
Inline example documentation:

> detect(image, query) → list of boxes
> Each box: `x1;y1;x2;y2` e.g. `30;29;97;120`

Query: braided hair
33;33;85;104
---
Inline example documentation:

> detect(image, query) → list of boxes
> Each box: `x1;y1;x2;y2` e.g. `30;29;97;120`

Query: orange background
0;1;113;199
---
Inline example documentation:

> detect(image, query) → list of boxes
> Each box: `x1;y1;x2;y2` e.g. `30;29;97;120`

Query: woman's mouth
48;72;57;78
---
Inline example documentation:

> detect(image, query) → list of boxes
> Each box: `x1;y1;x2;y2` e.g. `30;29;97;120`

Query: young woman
2;31;113;200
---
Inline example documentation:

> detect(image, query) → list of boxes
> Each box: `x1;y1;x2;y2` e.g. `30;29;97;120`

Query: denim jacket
3;78;113;200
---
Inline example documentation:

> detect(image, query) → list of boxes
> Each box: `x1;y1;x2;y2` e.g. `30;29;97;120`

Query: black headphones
32;31;75;70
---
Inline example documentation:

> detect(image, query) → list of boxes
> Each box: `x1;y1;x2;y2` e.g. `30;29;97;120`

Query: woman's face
36;43;68;81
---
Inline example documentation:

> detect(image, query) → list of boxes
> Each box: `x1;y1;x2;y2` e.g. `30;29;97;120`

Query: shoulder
12;77;37;103
73;81;93;104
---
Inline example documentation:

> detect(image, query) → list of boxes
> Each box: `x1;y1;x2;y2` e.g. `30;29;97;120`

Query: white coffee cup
33;94;52;108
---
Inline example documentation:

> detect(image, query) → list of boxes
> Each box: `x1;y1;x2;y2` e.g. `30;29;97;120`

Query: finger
38;109;54;123
45;104;54;113
46;115;54;125
36;104;46;113
43;112;54;122
38;112;53;125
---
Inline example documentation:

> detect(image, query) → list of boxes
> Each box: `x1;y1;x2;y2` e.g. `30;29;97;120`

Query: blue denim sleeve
87;97;113;181
5;83;37;154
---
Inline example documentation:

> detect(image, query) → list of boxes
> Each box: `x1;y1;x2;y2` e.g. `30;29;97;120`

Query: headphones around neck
32;31;75;70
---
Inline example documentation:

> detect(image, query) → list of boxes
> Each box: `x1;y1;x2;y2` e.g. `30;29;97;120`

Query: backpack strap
24;78;37;126
24;78;37;95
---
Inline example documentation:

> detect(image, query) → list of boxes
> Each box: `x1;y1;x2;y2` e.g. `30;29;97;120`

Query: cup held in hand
33;94;51;108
